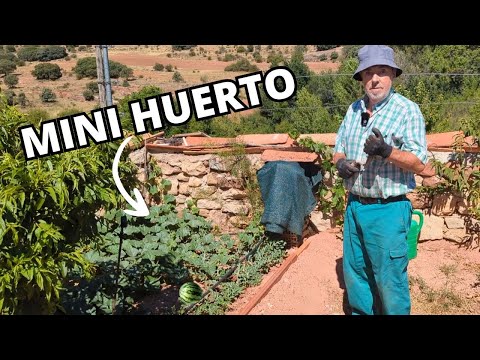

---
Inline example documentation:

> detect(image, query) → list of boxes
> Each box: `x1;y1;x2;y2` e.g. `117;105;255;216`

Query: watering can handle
412;210;424;229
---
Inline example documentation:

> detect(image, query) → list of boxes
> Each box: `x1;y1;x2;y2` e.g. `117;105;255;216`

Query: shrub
83;89;95;101
17;92;27;107
172;71;184;82
330;51;338;61
40;88;56;102
0;59;16;75
4;74;18;88
153;63;164;71
57;108;82;118
17;45;67;62
122;79;130;87
165;64;173;72
172;45;196;51
32;63;62;80
86;81;99;94
73;57;133;79
3;89;16;105
224;58;259;72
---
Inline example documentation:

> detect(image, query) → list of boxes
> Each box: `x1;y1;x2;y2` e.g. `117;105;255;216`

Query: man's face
361;65;396;105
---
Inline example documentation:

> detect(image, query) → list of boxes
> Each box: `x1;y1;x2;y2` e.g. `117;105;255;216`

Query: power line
297;73;480;78
258;102;480;112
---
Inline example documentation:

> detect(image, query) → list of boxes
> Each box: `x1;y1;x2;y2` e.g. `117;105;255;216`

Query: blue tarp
257;161;322;236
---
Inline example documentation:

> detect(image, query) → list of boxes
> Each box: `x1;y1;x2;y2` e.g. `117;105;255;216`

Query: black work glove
363;127;393;158
336;158;360;179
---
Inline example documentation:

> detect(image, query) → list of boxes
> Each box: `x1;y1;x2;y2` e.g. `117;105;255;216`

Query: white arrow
112;136;149;217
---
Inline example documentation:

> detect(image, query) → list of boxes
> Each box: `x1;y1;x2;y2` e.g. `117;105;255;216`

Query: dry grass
409;261;478;314
1;45;341;120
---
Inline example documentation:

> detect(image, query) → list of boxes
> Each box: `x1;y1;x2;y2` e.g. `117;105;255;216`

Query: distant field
3;45;342;120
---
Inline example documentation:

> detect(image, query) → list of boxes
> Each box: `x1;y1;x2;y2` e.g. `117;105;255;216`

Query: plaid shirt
334;89;428;198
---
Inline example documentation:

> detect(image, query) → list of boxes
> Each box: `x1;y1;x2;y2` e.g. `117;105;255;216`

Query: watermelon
179;282;203;304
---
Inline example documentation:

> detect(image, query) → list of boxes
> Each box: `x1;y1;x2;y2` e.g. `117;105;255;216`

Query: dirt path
227;232;480;315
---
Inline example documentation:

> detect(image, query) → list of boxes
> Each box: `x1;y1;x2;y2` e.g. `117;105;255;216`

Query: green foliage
83;89;95;101
289;88;335;134
25;109;50;126
0;53;17;62
223;53;236;62
267;52;285;67
72;57;133;79
0;98;136;314
285;46;312;91
252;51;263;63
172;71;184;82
4;74;18;88
316;45;338;51
17;45;67;62
57;108;82;118
224;58;259;72
117;85;163;133
3;90;16;106
31;63;62;80
172;45;196;51
298;137;346;225
153;63;164;71
40;88;56;103
86;81;99;94
17;92;27;107
0;59;16;75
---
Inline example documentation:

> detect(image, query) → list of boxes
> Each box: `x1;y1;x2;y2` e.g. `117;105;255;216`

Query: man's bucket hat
353;45;403;81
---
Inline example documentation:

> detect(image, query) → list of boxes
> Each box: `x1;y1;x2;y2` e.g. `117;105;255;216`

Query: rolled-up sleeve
334;106;351;154
402;103;428;164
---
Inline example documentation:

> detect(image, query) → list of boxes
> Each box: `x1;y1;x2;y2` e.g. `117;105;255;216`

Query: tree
73;57;133;79
285;46;311;91
32;63;62;80
289;88;334;134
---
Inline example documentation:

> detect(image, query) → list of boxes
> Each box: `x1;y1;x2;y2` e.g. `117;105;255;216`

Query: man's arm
333;152;346;165
387;148;425;174
364;127;426;174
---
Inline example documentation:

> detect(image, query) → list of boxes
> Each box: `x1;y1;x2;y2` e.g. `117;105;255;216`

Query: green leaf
20;268;34;282
18;192;25;208
46;187;57;204
35;197;45;211
35;272;44;290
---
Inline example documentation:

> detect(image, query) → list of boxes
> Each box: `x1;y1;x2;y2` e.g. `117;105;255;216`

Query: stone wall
139;152;266;233
131;148;478;243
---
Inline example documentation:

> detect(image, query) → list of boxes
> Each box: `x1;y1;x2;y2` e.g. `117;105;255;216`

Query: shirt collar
361;88;396;112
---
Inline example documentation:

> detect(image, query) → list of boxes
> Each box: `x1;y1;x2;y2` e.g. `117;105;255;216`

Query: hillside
1;45;342;120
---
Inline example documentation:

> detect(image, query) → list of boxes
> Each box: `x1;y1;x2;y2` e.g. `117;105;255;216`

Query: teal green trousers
343;194;412;315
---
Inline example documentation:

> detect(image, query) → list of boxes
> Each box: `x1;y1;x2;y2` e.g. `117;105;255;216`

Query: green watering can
407;210;424;260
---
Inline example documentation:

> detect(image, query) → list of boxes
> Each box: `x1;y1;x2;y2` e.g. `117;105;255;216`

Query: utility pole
101;45;113;106
95;46;106;107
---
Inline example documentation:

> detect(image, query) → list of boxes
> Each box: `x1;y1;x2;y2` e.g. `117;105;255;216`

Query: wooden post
95;45;106;108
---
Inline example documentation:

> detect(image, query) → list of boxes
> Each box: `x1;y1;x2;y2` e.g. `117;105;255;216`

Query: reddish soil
10;45;340;119
227;232;480;315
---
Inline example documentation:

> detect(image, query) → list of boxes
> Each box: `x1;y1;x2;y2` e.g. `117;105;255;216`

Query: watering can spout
407;210;424;260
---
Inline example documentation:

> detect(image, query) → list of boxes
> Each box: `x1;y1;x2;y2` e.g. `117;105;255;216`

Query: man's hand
336;158;360;179
364;127;393;158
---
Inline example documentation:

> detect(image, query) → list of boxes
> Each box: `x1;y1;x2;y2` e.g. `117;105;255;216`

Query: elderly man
333;45;428;315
